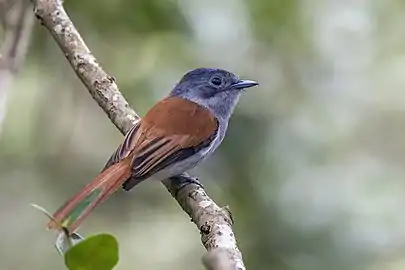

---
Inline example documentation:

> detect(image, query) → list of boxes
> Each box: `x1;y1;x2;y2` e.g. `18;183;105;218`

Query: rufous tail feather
47;157;132;234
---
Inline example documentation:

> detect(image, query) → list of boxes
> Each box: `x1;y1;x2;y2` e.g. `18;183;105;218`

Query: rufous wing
120;96;218;190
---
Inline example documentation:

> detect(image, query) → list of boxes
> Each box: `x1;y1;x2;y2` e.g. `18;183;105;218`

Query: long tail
47;157;132;234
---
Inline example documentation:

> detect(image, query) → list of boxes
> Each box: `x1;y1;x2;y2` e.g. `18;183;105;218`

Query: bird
47;68;258;234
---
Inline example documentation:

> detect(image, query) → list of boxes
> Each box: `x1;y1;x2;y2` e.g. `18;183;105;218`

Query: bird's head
170;68;258;121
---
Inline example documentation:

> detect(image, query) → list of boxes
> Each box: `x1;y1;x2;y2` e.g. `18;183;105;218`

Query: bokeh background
1;0;405;269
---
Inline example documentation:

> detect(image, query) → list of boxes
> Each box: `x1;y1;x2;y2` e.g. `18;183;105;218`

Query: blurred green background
2;0;405;269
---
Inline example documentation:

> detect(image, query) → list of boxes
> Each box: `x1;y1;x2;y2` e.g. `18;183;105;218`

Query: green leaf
64;233;119;270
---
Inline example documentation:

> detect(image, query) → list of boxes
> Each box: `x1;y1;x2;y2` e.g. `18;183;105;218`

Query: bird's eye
210;76;222;87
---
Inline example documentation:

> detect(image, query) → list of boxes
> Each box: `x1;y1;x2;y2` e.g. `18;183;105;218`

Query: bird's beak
232;79;259;90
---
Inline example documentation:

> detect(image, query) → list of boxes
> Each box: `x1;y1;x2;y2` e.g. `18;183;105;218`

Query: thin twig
0;0;34;132
30;0;246;269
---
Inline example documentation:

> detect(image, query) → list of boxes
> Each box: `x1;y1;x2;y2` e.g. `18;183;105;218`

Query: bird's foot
166;173;204;196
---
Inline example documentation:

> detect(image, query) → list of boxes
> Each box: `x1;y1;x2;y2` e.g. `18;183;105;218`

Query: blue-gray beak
232;79;259;90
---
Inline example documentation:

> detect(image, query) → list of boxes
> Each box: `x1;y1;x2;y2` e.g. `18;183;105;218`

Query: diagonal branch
30;0;246;269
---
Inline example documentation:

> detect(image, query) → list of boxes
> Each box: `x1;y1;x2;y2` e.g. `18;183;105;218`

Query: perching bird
47;68;258;234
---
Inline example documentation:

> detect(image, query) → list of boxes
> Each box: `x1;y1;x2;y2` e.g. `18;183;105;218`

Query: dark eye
210;76;222;87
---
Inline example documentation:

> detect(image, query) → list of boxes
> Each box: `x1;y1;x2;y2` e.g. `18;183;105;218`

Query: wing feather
103;97;218;191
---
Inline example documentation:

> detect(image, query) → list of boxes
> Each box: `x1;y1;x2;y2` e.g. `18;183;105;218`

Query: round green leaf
64;233;119;270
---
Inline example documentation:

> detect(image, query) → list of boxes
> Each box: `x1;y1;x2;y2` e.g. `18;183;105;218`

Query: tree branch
30;0;246;269
0;0;34;132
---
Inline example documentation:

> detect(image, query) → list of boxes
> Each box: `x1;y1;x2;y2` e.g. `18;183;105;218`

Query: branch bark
30;0;246;269
0;0;34;133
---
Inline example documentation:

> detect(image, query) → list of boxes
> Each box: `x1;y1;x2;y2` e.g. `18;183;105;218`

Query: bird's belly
151;151;206;181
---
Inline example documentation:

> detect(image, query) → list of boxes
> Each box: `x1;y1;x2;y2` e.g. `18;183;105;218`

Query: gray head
170;68;258;121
